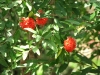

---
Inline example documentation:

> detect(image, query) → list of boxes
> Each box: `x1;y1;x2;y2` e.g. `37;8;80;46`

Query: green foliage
0;0;100;75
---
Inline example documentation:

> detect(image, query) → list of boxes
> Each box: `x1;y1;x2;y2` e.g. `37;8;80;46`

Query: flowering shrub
0;0;100;75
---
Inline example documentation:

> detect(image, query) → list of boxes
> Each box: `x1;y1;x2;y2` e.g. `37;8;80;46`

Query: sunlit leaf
22;51;29;60
36;65;43;75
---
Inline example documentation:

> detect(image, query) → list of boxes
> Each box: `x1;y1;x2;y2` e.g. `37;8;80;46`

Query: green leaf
55;49;62;59
0;54;8;67
28;11;34;17
0;0;6;3
36;35;42;42
0;21;5;30
43;31;52;39
89;69;100;73
31;46;40;55
39;0;49;8
13;46;24;51
22;51;29;60
53;24;59;31
36;65;43;75
25;1;32;11
24;28;37;34
6;37;14;44
66;20;80;25
73;53;92;65
7;49;16;61
45;40;58;52
42;25;51;36
81;67;91;75
0;45;7;56
90;12;95;20
58;63;68;73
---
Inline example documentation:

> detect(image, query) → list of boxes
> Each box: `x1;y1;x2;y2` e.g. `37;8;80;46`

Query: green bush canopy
0;0;100;75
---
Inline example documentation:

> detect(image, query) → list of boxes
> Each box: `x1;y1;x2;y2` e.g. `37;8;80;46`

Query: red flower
38;9;44;14
64;37;76;52
36;18;48;26
19;17;36;30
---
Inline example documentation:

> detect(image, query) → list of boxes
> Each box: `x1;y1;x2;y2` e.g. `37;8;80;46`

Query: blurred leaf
24;28;37;34
0;45;7;56
39;0;50;8
42;25;51;36
71;71;81;75
0;0;6;3
28;11;34;17
6;20;13;28
55;1;66;16
89;69;100;73
6;37;14;44
69;62;78;69
53;24;59;31
90;12;95;20
22;51;29;60
66;20;80;25
72;53;92;65
54;32;62;45
13;46;24;51
77;54;92;65
0;21;5;30
58;63;68;73
25;1;32;11
36;35;42;42
0;54;8;67
7;48;16;61
81;67;91;75
81;67;100;75
36;65;43;75
55;49;62;59
26;63;39;74
45;39;58;52
32;46;40;55
43;31;52;39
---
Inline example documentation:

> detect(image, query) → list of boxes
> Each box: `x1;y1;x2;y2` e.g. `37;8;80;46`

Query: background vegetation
0;0;100;75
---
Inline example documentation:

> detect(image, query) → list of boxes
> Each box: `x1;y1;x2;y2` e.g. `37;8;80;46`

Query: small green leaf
13;46;24;51
55;49;62;59
0;21;5;30
32;46;40;55
0;54;8;67
9;49;16;61
36;65;43;75
45;40;58;52
22;51;29;60
0;45;7;56
28;11;34;17
90;12;95;20
25;1;32;11
58;63;68;73
24;28;37;34
54;24;59;31
6;37;14;44
36;35;42;42
66;20;80;25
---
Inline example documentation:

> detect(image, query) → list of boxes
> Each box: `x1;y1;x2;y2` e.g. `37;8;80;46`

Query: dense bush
0;0;100;75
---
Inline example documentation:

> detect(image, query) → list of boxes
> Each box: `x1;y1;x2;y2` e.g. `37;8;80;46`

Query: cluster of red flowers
19;17;36;30
64;37;76;52
19;10;48;30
